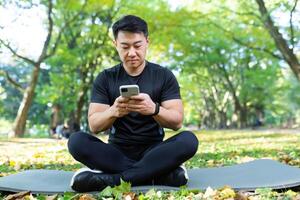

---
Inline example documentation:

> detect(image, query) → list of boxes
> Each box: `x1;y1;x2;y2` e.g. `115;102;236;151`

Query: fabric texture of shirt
91;61;181;145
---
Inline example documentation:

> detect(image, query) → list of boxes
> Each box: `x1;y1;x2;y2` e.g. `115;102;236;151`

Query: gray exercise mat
0;159;300;194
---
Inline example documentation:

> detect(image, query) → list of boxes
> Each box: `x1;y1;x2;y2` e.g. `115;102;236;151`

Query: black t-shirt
91;61;181;145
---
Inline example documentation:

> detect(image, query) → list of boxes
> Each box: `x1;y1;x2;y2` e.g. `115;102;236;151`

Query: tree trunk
75;83;89;126
218;64;244;128
75;61;97;126
256;0;300;81
239;107;247;128
218;111;227;129
10;65;40;137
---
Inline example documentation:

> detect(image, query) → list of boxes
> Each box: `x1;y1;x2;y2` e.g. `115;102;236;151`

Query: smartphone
119;85;140;97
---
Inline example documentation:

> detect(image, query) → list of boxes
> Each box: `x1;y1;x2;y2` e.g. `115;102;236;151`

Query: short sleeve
160;69;181;102
90;71;110;104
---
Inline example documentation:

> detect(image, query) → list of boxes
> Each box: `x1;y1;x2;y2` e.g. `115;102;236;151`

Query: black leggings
68;131;198;185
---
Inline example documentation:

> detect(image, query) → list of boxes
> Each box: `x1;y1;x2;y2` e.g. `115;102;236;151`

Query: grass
0;118;12;137
0;129;300;199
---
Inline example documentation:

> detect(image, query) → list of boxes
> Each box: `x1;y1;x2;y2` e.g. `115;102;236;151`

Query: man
68;15;198;192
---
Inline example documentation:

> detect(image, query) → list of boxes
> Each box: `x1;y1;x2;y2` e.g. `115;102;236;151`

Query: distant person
252;110;264;129
67;15;199;192
49;104;64;138
252;118;263;129
62;111;81;138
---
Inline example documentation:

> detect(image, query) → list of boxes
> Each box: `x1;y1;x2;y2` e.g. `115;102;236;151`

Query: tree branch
37;0;53;62
80;2;119;65
0;70;24;92
231;36;282;60
255;0;300;81
217;5;261;19
289;0;298;49
208;20;282;60
43;0;88;60
0;39;36;65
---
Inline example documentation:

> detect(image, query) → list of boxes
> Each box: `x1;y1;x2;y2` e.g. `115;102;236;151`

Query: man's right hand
109;96;130;118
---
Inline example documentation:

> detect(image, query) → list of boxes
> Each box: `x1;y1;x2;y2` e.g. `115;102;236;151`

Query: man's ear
146;37;150;47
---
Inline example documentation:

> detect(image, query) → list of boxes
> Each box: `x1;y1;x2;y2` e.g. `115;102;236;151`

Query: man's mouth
128;60;138;63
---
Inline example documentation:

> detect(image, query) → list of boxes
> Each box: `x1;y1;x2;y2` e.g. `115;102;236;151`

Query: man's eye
122;47;129;49
135;46;141;49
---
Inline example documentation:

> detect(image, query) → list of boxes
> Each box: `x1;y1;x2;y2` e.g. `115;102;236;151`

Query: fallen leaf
218;186;236;199
235;191;249;200
79;194;97;200
123;192;138;200
4;191;31;200
203;187;216;198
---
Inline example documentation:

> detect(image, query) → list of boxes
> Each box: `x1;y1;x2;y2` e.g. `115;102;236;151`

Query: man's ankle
71;169;121;192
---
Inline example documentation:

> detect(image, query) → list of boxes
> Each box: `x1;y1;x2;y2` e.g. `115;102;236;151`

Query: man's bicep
161;99;183;113
88;103;110;118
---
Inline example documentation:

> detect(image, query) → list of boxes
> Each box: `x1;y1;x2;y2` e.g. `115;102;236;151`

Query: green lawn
0;129;300;199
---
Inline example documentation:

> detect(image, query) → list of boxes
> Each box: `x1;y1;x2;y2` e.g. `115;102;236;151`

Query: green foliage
1;0;300;131
99;179;131;199
0;118;13;135
255;188;278;200
0;63;30;120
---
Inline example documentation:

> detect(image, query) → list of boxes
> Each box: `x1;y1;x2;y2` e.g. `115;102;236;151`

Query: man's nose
128;47;136;57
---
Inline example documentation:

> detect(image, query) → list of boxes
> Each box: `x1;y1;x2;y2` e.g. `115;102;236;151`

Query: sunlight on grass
184;130;300;168
0;130;299;199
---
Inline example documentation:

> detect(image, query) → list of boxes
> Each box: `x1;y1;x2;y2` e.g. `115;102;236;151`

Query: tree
0;0;86;137
255;0;300;81
37;0;120;131
159;2;283;128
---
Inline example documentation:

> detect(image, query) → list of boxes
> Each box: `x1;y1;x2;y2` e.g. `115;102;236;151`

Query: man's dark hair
112;15;148;39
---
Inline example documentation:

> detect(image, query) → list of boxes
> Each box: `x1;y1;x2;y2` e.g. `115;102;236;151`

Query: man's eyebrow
120;41;143;45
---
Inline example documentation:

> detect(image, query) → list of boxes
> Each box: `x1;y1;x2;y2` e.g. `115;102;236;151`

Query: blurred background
0;0;299;138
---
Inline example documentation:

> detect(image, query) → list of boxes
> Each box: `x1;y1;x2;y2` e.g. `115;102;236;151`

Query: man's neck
123;60;146;76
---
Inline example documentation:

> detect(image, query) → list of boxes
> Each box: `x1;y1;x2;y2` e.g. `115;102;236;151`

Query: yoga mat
0;159;300;194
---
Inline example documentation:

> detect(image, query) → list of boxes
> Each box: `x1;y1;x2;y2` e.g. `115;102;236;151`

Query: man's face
114;31;149;69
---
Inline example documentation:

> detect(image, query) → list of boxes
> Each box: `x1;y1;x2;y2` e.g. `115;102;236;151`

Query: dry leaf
4;191;31;200
203;187;217;198
235;191;249;200
123;192;138;200
293;194;300;200
219;186;236;198
79;194;97;200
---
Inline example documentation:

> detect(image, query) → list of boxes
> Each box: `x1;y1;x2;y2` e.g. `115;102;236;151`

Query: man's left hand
126;93;156;115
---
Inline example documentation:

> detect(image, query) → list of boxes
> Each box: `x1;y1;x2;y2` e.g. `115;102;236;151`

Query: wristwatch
152;102;160;116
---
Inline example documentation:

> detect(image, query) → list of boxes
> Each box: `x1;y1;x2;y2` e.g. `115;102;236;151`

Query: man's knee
177;131;199;157
68;131;89;157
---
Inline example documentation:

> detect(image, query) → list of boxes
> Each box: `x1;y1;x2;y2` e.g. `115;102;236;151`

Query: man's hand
126;93;156;115
109;96;130;118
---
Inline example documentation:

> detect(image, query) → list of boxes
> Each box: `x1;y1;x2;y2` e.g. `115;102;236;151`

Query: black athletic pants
68;131;198;185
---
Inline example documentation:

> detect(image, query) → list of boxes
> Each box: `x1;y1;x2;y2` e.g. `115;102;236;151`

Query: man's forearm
89;108;117;133
153;106;183;131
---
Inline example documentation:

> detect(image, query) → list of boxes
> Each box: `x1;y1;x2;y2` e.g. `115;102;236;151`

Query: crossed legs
68;131;198;186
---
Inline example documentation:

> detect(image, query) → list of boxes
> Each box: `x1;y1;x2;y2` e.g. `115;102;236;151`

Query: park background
0;0;300;199
0;0;299;137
